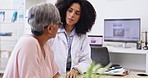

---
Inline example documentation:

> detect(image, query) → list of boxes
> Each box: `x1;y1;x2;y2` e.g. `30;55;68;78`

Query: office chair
91;46;110;67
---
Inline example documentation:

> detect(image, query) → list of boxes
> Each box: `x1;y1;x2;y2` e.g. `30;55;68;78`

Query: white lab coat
49;31;92;75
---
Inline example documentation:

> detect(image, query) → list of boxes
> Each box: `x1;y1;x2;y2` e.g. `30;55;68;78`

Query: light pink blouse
3;35;59;78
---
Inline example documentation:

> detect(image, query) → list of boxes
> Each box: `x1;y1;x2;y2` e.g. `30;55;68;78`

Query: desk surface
100;71;148;78
106;46;148;54
79;71;148;78
1;71;146;78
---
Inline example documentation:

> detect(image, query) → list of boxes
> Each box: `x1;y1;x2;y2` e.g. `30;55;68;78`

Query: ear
47;25;53;36
47;25;52;31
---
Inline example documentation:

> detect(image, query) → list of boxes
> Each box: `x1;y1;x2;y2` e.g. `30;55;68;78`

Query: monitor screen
88;35;103;46
104;18;140;43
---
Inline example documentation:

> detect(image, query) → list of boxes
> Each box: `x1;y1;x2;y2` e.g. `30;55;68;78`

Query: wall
25;0;55;11
0;0;25;51
25;0;148;35
0;0;14;9
88;0;148;35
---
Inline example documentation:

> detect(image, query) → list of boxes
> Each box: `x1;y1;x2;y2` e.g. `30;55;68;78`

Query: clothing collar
58;27;76;37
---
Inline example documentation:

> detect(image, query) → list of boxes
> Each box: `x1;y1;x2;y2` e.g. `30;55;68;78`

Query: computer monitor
104;18;141;43
88;35;103;46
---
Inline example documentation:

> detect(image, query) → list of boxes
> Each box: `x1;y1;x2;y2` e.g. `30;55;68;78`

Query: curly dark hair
55;0;96;36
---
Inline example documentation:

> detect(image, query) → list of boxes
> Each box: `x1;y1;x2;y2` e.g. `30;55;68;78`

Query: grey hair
27;2;61;36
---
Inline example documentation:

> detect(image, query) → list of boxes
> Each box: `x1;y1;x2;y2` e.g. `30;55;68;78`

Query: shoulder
16;35;38;48
21;34;37;41
16;35;39;57
77;34;88;40
81;34;88;38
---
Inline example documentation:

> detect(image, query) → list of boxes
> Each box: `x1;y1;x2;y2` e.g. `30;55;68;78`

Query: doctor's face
66;3;81;27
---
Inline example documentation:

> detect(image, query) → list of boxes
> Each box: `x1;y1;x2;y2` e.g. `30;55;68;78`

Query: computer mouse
137;73;148;76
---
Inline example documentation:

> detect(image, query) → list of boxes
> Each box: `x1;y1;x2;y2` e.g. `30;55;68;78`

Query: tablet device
88;35;103;46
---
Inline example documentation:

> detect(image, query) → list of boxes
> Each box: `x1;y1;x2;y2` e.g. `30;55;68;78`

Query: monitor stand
122;42;131;48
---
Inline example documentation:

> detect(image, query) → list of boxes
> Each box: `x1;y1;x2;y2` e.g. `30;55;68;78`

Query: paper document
95;67;130;76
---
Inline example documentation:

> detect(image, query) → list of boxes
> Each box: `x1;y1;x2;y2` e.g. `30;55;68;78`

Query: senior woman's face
50;22;63;38
66;3;81;27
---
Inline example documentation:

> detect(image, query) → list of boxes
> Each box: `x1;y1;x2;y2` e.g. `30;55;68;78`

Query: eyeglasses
44;22;63;28
56;22;63;28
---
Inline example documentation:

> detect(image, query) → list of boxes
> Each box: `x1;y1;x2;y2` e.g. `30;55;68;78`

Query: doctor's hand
66;68;79;78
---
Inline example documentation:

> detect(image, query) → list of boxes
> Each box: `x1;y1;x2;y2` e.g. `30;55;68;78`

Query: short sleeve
48;45;59;76
17;38;41;78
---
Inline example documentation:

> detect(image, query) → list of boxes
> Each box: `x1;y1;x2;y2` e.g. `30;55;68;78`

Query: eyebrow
69;7;80;13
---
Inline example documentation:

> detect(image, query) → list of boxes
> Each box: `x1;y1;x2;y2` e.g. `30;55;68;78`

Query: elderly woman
3;2;62;78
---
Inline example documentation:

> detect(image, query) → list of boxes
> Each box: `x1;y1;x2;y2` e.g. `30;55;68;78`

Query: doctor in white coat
51;33;91;74
50;0;96;78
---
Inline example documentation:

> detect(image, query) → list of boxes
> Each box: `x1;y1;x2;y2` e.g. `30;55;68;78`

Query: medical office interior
0;0;148;77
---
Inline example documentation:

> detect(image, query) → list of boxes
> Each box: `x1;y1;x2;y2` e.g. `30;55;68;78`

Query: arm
53;72;61;78
17;41;41;78
73;35;92;74
66;35;92;78
49;45;60;78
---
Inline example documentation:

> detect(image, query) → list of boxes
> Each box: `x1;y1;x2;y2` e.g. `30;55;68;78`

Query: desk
99;71;148;78
106;46;148;74
79;71;148;78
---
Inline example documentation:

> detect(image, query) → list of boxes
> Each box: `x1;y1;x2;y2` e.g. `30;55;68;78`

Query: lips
67;18;74;22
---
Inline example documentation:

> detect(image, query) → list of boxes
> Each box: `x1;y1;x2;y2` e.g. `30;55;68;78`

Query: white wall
88;0;148;35
0;0;14;9
24;0;56;34
26;0;148;35
24;0;148;43
0;0;25;51
25;0;56;11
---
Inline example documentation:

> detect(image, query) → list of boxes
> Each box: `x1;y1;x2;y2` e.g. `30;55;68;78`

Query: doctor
49;0;96;78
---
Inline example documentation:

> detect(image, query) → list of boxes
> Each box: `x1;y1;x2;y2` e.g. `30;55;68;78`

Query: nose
69;11;75;18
